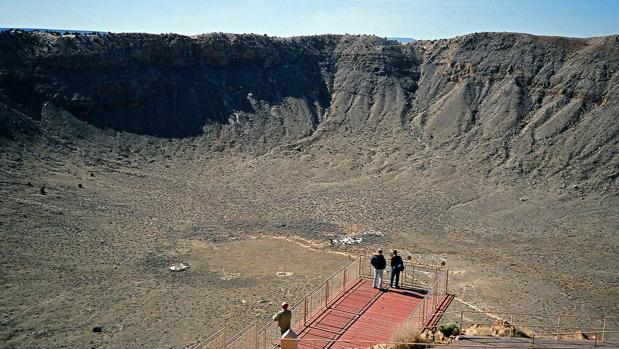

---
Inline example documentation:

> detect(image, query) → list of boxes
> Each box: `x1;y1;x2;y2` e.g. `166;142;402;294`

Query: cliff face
0;31;617;188
0;32;337;138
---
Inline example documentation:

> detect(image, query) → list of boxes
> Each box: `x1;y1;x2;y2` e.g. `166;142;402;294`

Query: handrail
237;329;619;347
187;254;615;348
435;309;618;320
406;266;448;330
196;255;448;349
428;309;616;343
194;256;362;349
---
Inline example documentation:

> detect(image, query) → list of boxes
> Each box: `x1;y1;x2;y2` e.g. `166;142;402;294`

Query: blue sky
1;0;618;39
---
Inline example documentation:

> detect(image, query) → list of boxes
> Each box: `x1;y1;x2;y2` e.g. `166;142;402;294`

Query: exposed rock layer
0;31;617;190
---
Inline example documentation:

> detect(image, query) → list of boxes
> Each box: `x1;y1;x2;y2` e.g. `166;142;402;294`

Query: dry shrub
387;322;432;348
464;320;532;338
464;323;493;336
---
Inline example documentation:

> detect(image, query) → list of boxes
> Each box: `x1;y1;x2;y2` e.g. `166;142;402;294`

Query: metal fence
192;256;362;349
191;252;616;348
434;310;619;342
191;327;225;349
358;256;450;331
406;266;449;329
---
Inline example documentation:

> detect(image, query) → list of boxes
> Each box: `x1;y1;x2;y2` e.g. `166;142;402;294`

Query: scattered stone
434;330;446;342
90;172;95;177
574;330;592;340
519;197;527;202
169;262;189;272
276;271;293;277
573;184;579;189
26;182;33;187
220;271;241;280
330;230;386;246
92;326;103;333
40;186;46;195
35;330;50;338
78;183;83;188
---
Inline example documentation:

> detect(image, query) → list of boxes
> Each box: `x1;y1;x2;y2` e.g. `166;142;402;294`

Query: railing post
304;296;308;326
223;322;227;349
422;298;426;325
343;268;347;289
556;315;561;339
254;320;258;349
594;333;598;347
411;265;415;286
602;316;607;342
358;257;362;277
325;281;330;307
445;269;449;293
459;311;464;333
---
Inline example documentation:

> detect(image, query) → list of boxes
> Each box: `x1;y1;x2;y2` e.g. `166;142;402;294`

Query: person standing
390;250;404;288
272;302;292;335
370;249;386;289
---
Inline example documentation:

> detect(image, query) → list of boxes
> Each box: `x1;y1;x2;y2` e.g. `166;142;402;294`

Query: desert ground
1;128;617;348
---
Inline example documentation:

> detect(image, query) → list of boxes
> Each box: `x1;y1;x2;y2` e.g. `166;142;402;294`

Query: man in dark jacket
390;250;404;288
370;249;386;289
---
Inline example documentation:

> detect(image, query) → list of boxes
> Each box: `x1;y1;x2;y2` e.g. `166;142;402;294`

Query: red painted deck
296;279;429;349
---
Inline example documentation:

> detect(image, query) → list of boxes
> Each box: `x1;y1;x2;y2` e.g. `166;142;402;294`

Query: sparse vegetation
438;323;460;338
388;322;433;348
463;320;532;339
512;328;531;338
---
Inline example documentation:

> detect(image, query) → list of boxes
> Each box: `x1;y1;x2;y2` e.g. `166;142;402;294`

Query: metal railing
274;331;619;347
192;256;363;349
193;255;447;349
191;327;225;349
406;266;449;329
360;257;450;330
189;255;617;347
433;310;619;342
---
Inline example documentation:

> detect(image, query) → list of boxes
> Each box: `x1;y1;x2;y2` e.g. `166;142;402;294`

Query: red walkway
296;279;435;349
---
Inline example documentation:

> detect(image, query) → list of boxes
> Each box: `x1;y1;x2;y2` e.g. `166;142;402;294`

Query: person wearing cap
272;302;292;334
370;249;386;289
390;250;404;288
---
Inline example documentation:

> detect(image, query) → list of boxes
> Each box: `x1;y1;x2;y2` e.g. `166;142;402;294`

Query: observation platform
296;279;454;348
196;257;454;349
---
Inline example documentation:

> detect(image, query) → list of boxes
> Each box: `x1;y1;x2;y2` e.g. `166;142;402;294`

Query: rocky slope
1;31;617;192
